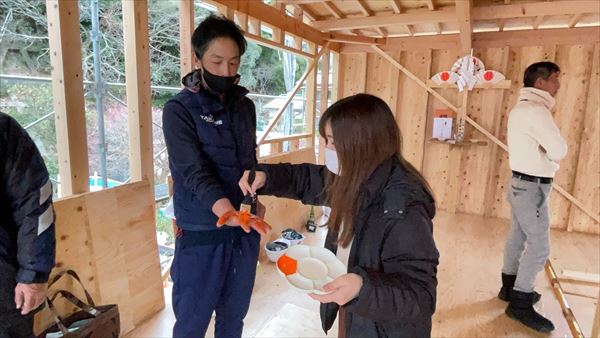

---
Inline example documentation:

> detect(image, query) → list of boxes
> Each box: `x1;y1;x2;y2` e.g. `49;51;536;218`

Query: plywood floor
126;211;599;338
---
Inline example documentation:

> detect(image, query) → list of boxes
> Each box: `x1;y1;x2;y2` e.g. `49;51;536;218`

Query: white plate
276;244;346;294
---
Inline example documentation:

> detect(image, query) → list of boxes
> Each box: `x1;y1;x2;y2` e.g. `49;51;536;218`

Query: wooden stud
331;52;340;102
455;0;472;55
305;42;318;149
179;0;195;80
123;0;154;191
259;43;330;145
248;16;260;35
46;0;89;196
498;18;505;32
318;50;330;164
406;25;415;36
377;27;388;37
569;13;583;28
434;22;442;34
235;11;248;31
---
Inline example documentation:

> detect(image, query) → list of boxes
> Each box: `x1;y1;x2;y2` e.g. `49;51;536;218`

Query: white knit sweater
507;87;567;178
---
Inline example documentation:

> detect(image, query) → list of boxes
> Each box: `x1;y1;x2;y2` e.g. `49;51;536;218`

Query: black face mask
201;68;240;94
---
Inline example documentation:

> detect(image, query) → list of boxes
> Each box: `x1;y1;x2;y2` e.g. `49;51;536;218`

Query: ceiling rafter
323;1;344;19
426;0;435;11
569;13;583;28
390;0;402;14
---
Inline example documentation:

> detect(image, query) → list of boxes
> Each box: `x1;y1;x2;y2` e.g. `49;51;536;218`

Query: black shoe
506;290;555;333
498;273;541;304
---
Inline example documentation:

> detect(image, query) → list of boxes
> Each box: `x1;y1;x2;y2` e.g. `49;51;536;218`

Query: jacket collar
181;70;250;115
359;156;394;206
518;87;555;110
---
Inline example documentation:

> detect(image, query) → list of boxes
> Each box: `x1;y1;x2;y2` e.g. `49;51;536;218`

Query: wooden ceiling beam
324;32;385;45
297;4;319;21
390;0;402;14
456;0;472;54
312;6;456;31
207;0;325;45
339;26;600;53
277;0;323;3
533;15;544;29
473;1;599;20
569;13;583;28
323;1;344;19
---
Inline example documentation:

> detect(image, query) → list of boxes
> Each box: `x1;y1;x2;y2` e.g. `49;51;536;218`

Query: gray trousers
502;176;553;293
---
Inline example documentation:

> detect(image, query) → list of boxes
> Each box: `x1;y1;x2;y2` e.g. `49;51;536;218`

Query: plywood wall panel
339;53;367;97
567;43;600;234
395;50;432;171
457;47;509;215
550;44;595;229
365;52;400;113
34;181;164;336
422;49;462;213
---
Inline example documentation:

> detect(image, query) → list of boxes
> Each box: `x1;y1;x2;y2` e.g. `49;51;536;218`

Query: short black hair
191;14;247;60
523;61;560;87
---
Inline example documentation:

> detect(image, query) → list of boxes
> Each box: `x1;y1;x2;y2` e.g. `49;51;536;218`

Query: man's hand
15;282;46;315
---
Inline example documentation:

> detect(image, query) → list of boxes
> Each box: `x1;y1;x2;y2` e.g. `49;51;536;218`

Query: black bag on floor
37;270;120;338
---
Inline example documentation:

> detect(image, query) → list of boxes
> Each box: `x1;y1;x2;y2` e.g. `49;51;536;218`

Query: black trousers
0;257;34;338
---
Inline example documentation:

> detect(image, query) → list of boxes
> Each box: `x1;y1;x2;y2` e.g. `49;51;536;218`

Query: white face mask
325;148;340;175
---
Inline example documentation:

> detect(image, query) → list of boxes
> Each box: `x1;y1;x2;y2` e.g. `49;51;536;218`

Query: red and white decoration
431;55;505;91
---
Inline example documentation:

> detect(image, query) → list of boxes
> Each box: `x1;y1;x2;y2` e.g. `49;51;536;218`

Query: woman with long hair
237;93;439;337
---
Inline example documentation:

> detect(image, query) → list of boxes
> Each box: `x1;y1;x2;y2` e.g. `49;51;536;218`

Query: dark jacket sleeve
346;204;439;322
255;162;328;206
163;100;226;208
2;114;56;284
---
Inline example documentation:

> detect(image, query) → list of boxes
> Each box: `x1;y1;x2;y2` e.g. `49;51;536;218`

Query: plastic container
265;240;289;262
281;228;305;246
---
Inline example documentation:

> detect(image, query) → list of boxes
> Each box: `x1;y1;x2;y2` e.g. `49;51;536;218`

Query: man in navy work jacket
1;112;56;338
162;15;269;338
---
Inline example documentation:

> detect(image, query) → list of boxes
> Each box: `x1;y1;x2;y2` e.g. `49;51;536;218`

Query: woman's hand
239;170;266;196
309;273;363;306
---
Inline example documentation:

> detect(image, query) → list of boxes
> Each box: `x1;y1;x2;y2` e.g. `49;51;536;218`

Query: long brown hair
319;93;433;247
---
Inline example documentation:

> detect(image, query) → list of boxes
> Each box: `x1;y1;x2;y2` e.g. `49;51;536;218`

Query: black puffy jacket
256;156;439;338
0;112;55;284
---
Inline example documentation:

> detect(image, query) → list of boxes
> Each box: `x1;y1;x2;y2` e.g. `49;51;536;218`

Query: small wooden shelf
428;138;489;146
426;79;512;90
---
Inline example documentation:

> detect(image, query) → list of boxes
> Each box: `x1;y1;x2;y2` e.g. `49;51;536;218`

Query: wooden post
46;0;89;196
592;288;600;338
305;42;318;149
179;0;195;80
123;0;155;193
318;50;330;165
